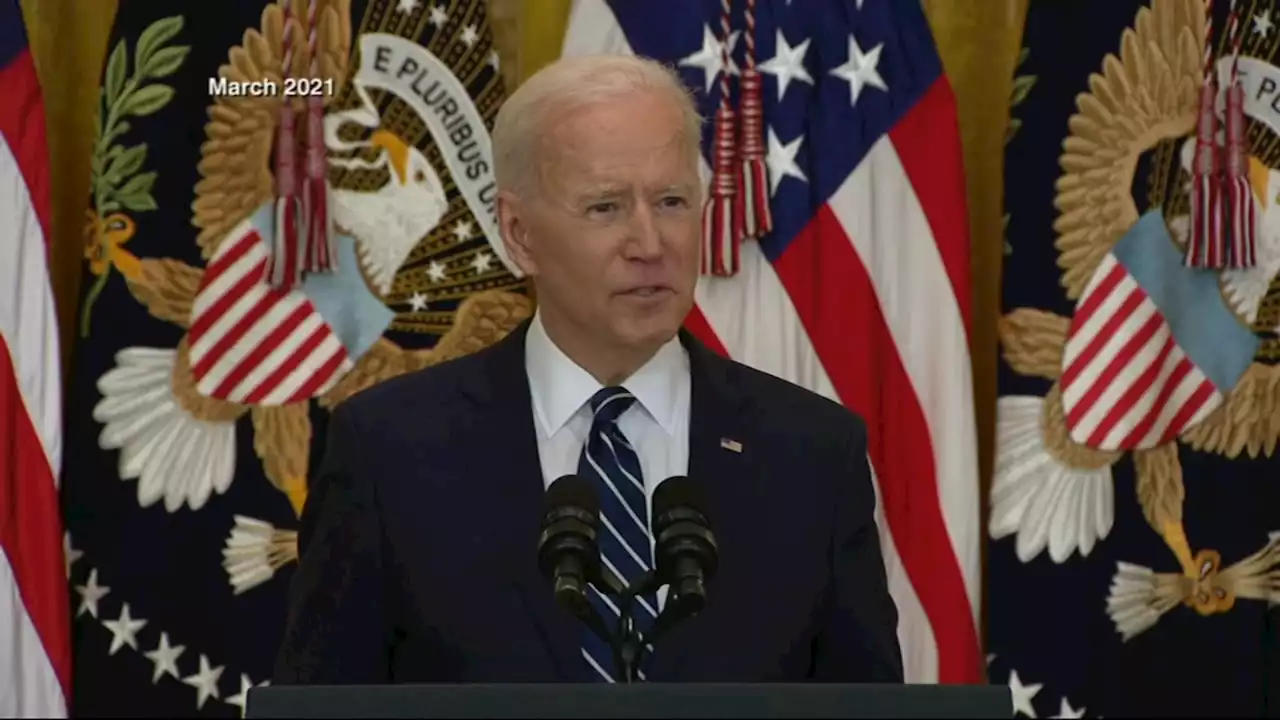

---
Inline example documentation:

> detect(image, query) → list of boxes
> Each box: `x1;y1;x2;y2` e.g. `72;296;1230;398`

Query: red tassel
1223;81;1256;268
303;96;337;273
702;107;741;276
269;107;304;289
734;69;772;239
1186;79;1224;268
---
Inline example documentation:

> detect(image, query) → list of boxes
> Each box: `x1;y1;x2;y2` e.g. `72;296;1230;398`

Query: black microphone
652;475;719;615
536;475;601;619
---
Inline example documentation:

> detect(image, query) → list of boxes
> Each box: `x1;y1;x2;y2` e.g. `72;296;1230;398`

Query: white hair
492;54;703;195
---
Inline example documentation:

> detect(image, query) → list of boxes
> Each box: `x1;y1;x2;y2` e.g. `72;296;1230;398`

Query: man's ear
496;189;538;277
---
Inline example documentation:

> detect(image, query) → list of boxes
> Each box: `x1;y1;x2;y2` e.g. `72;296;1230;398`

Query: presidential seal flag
990;0;1280;716
61;0;530;714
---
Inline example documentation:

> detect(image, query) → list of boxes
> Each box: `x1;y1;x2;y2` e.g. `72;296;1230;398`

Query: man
274;54;903;684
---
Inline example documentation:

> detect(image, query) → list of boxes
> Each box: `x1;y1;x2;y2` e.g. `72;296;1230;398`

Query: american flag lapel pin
720;438;743;453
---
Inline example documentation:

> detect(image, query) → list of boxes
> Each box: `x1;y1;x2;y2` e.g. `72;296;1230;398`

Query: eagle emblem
992;0;1280;640
87;0;533;594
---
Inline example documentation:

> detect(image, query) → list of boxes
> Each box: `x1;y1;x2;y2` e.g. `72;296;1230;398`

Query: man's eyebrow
575;186;626;203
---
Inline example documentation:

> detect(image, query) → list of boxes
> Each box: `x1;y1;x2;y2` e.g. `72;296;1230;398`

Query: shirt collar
525;311;687;438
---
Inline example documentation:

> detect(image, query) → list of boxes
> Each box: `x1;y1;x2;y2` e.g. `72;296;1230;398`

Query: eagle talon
283;475;308;518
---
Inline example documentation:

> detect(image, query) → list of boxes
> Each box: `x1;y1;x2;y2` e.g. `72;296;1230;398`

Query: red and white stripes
0;9;72;714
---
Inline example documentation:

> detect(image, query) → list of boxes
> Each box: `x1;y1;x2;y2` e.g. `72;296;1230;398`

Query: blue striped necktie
577;386;659;682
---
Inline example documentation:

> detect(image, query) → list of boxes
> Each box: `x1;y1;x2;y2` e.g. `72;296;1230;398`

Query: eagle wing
1053;0;1202;299
192;0;353;259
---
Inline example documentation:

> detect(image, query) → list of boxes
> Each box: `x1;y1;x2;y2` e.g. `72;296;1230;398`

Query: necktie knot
589;386;636;428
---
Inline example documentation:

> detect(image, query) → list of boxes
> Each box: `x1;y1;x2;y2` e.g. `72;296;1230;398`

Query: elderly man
274;54;903;684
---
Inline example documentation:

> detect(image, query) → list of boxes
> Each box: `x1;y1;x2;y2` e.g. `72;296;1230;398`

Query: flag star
75;569;110;618
183;654;225;711
452;219;474;242
472;252;494;274
143;632;185;684
830;35;887;107
1007;669;1043;718
102;603;147;656
760;30;813;101
766;129;806;196
64;532;83;578
1051;697;1086;719
460;24;479;47
395;0;420;14
489;50;501;70
1255;11;1275;37
225;674;256;716
407;292;429;311
426;260;447;283
428;6;448;28
679;25;740;94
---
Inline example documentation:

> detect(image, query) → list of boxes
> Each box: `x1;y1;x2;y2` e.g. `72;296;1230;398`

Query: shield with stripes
187;208;356;406
1059;210;1259;452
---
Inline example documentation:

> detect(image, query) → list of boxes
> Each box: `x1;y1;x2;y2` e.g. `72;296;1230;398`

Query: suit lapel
648;330;760;680
457;320;591;681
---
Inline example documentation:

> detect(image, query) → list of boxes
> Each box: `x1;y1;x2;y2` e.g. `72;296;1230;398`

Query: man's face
499;89;702;356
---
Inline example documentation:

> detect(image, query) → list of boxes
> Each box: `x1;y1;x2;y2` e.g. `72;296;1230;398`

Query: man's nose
625;205;663;260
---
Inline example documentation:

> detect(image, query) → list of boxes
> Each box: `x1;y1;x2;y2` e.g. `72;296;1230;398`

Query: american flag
0;0;72;715
561;0;982;683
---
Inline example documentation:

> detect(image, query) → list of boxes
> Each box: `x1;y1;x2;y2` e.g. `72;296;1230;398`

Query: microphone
536;475;601;619
651;475;719;616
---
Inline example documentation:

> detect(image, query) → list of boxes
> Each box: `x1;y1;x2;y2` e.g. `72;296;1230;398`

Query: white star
182;654;225;711
489;50;501;70
428;6;448;28
766;128;806;196
1051;697;1086;719
426;260;447;283
143;632;185;684
679;25;740;94
471;252;494;274
395;0;420;14
855;0;865;8
64;532;83;579
225;674;256;716
1008;669;1043;718
452;219;474;242
102;603;147;656
759;30;812;101
830;35;887;106
460;24;479;48
75;569;110;618
1255;11;1275;37
407;292;429;311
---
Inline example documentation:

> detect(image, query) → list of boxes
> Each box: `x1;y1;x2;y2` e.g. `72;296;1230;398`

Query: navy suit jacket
273;320;903;683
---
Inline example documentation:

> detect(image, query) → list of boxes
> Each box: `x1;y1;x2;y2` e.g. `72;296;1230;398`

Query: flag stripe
0;7;70;712
887;80;972;329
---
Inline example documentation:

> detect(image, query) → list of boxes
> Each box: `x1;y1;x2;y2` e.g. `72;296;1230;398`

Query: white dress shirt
525;311;692;527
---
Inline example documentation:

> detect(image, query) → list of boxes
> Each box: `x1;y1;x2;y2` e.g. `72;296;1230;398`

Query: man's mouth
621;286;671;297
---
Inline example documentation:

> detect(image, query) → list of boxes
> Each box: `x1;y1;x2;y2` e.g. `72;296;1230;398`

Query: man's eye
588;202;618;214
661;196;689;209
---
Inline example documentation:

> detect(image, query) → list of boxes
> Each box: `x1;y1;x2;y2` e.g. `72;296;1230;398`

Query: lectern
245;683;1011;718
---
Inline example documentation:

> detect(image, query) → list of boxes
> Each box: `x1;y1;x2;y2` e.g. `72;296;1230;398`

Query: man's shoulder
717;354;866;445
336;344;493;429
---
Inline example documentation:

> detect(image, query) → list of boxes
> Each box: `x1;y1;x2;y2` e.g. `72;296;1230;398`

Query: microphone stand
613;572;704;683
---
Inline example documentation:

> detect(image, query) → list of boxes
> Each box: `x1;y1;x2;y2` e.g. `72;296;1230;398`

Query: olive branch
82;15;190;337
1004;46;1036;258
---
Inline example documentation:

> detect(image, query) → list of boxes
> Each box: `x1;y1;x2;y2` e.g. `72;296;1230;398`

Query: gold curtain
19;0;117;374
921;0;1028;647
26;0;1027;644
